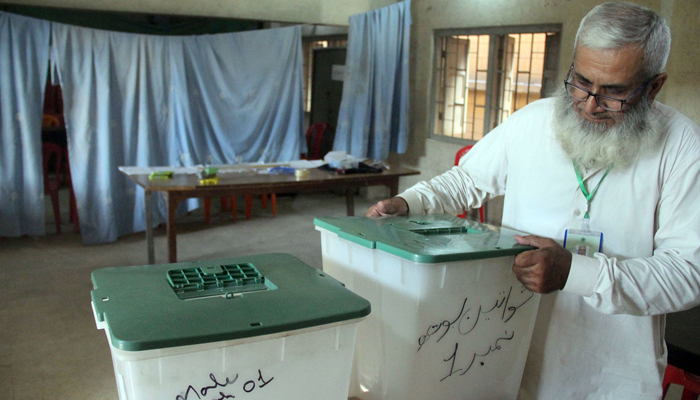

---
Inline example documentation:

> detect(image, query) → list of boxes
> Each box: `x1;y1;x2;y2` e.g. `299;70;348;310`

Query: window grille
432;26;561;142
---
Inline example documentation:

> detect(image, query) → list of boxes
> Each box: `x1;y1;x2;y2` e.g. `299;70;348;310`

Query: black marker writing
175;369;274;400
418;286;533;352
201;373;238;396
459;330;515;377
504;291;534;323
257;369;274;388
176;386;201;400
415;284;535;382
440;343;463;381
439;330;515;381
418;297;470;351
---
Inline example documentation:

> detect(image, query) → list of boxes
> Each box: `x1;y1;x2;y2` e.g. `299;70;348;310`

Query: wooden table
124;164;419;264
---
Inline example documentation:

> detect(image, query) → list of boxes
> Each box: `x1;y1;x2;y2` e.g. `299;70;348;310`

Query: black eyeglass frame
564;64;658;112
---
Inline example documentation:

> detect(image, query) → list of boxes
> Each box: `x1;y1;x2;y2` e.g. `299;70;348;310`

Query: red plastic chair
42;114;61;128
304;122;329;160
204;124;329;223
663;364;700;400
42;143;64;234
204;193;276;223
204;196;240;224
455;145;484;223
245;194;276;219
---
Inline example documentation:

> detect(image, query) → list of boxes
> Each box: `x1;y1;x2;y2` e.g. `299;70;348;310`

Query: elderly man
366;2;700;399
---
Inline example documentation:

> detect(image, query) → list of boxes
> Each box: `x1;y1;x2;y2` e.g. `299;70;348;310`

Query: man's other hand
365;197;409;217
512;234;572;294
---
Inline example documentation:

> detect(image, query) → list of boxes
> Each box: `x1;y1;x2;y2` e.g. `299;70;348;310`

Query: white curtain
51;24;305;244
333;0;411;160
0;12;51;237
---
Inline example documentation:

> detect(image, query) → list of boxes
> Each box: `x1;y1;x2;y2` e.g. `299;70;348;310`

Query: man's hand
512;234;572;294
365;197;409;217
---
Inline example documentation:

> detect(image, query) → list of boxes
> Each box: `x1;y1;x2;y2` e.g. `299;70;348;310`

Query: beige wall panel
658;0;700;124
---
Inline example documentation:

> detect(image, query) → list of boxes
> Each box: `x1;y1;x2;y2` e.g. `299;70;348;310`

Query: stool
663;364;700;400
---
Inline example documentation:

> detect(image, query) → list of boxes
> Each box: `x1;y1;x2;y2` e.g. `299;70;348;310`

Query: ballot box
91;253;370;400
314;215;541;400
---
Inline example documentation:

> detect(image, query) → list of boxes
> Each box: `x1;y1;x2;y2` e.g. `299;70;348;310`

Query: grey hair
575;1;671;79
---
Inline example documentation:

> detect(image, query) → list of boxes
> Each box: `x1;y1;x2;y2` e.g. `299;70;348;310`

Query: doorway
309;47;346;159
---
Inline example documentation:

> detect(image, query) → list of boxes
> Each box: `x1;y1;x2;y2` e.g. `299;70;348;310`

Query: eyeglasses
564;64;657;112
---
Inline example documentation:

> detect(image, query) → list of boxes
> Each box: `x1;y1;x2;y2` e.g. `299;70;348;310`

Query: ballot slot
390;219;481;235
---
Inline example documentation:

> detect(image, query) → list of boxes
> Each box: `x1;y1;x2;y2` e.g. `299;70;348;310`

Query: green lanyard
573;162;612;220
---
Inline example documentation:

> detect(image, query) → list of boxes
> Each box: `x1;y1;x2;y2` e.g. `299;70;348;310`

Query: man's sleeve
398;119;513;215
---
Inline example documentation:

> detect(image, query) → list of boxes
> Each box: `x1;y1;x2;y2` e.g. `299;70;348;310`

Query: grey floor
0;187;376;400
0;187;684;400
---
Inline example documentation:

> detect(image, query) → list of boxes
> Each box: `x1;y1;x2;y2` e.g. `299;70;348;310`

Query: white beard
552;87;662;171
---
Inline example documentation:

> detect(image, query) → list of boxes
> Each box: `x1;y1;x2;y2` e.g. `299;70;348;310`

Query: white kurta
399;98;700;399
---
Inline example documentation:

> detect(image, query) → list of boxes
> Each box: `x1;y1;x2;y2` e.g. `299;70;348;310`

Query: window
431;25;561;142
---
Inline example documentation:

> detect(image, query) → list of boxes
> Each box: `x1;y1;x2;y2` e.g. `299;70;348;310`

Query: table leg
388;178;400;197
346;188;355;216
145;190;155;265
166;192;179;263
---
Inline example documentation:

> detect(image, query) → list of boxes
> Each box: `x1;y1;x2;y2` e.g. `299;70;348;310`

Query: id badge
564;229;603;257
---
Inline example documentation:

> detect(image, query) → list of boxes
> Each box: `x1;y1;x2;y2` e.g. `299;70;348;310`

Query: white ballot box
315;215;540;400
91;253;370;400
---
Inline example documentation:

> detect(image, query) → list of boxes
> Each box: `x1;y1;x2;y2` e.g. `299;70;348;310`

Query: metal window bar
521;34;532;106
468;36;479;140
473;35;489;140
493;35;506;126
450;37;459;138
437;38;447;135
526;34;534;104
432;27;559;142
460;36;469;139
440;38;449;136
513;34;522;115
483;32;499;134
504;35;516;122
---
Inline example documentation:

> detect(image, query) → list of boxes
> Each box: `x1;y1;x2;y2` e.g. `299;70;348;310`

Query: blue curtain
0;12;50;237
51;23;305;244
333;0;411;161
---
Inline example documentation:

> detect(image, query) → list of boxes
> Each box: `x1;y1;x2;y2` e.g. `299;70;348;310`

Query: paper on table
289;160;324;169
215;162;287;174
119;160;324;176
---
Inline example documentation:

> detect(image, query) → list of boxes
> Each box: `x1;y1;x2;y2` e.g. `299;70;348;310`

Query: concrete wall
658;1;700;124
5;0;398;25
388;0;700;224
